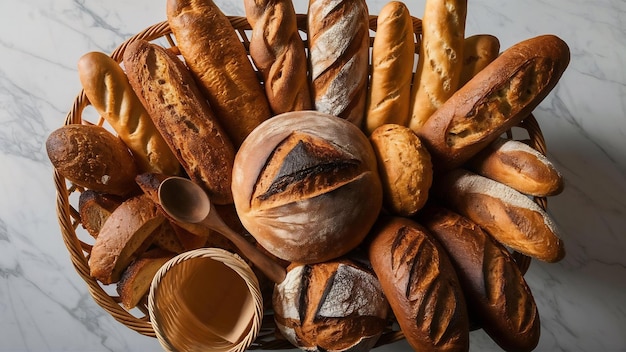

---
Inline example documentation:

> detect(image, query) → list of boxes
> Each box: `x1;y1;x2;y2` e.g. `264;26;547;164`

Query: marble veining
1;0;625;351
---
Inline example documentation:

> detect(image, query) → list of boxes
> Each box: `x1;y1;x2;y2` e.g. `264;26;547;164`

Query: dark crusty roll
416;35;570;171
244;0;312;114
167;0;271;147
418;206;541;352
307;0;370;127
436;169;565;263
272;259;390;351
123;40;236;205
468;137;564;196
368;216;470;352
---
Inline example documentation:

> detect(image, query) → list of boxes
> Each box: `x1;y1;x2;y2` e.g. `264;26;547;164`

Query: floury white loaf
307;0;370;127
435;169;565;263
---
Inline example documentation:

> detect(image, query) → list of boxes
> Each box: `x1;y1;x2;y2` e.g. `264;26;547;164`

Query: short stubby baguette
416;35;570;171
418;206;541;352
307;0;370;127
244;0;312;114
365;1;415;134
458;34;500;89
77;51;180;176
436;169;565;263
167;0;271;147
123;40;236;205
368;216;470;352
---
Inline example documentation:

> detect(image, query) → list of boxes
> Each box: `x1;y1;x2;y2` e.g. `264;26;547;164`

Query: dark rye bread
123;40;235;205
416;35;570;171
367;216;470;352
418;206;540;352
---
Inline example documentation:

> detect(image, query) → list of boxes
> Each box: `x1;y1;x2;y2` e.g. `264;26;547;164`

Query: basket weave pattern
54;15;546;349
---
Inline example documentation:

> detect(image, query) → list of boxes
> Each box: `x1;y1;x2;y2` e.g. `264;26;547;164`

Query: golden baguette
458;34;500;89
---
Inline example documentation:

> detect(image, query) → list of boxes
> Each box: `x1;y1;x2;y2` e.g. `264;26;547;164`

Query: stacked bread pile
47;0;570;351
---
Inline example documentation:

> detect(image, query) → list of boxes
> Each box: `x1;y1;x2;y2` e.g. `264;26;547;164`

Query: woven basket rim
53;14;544;347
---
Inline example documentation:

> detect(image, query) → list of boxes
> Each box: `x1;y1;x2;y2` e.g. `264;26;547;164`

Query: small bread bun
272;259;389;351
232;111;382;264
369;124;433;216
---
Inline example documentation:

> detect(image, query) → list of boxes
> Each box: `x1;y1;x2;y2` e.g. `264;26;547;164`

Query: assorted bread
48;0;572;350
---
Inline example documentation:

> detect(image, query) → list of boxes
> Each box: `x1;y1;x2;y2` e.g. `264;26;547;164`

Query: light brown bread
117;248;176;309
244;0;312;114
409;0;467;132
78;190;124;238
418;206;540;352
368;216;470;352
458;34;500;89
123;40;235;205
416;35;570;171
468;137;564;196
436;169;565;262
46;124;139;197
77;51;180;175
369;124;432;216
167;0;271;147
365;1;415;134
89;194;165;284
307;0;370;127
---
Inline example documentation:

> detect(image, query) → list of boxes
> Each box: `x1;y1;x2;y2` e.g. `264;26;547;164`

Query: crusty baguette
307;0;370;127
46;124;139;197
416;35;570;171
368;216;469;352
365;1;415;134
167;0;271;147
89;194;165;284
458;34;500;89
436;169;565;262
123;40;236;205
77;51;180;175
408;0;467;132
244;0;312;114
468;137;564;196
418;206;540;352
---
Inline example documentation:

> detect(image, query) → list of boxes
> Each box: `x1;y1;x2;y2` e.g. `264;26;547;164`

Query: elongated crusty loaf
369;124;432;216
46;124;139;196
167;0;271;147
308;0;370;127
232;111;382;264
409;0;467;132
436;169;565;262
416;35;570;171
368;216;470;352
78;190;123;238
117;248;176;309
418;206;540;352
77;51;180;175
89;194;165;284
123;40;235;205
244;0;312;114
468;137;564;196
365;1;415;134
272;259;390;351
458;34;500;89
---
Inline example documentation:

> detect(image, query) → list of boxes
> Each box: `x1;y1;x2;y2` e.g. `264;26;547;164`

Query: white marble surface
1;0;625;351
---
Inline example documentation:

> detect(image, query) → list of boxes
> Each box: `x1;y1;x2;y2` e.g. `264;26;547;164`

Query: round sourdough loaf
232;111;382;264
272;259;390;351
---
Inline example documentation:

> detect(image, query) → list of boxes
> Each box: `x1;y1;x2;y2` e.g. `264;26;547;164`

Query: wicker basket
53;14;547;350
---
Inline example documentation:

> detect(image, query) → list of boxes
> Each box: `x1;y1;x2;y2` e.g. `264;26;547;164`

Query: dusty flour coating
314;56;359;115
275;265;306;320
496;138;556;170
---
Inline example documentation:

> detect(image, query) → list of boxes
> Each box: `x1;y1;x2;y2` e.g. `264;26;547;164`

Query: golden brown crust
365;1;415;134
244;0;312;114
458;34;500;89
46;124;139;196
307;0;370;127
117;248;176;309
409;0;467;131
77;51;180;175
167;0;271;147
78;190;124;238
416;35;570;171
368;216;470;352
369;124;433;216
418;206;540;351
123;40;235;204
